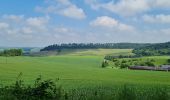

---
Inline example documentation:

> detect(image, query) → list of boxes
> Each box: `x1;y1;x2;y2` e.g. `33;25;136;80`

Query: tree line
0;49;23;56
133;42;170;56
41;43;150;51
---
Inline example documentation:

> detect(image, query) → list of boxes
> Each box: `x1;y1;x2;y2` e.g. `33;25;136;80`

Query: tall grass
0;76;169;100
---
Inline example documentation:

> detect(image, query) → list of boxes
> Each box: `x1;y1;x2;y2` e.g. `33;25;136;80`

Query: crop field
0;49;170;99
60;49;133;56
0;54;170;88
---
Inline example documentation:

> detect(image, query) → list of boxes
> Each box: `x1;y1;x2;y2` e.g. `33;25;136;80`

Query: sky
0;0;170;47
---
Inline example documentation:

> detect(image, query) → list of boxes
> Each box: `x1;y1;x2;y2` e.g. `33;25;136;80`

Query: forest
133;42;170;56
40;43;150;51
0;49;23;56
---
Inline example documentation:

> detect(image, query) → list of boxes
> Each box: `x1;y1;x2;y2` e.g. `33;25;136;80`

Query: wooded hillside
41;43;150;51
132;42;170;56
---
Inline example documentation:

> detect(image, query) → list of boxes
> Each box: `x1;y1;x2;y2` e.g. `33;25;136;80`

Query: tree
145;61;155;67
102;60;109;68
167;59;170;64
0;49;23;57
120;63;129;69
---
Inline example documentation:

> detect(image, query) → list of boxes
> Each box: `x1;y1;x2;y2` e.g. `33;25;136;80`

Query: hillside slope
40;43;150;51
133;42;170;56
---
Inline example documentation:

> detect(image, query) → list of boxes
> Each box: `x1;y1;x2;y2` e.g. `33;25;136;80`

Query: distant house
129;65;170;71
128;66;156;71
160;65;170;71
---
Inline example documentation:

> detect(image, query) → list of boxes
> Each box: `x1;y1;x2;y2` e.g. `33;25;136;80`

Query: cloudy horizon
0;0;170;47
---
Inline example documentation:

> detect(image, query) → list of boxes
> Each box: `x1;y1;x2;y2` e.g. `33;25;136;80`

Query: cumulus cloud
142;14;170;24
103;0;149;16
0;15;51;44
2;15;24;22
90;16;118;27
90;16;134;32
0;22;9;29
36;0;86;19
0;14;89;46
86;0;170;16
154;0;170;8
26;16;49;27
25;16;50;33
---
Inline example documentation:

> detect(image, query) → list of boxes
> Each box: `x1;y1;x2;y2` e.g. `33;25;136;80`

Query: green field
1;49;170;99
0;50;170;89
60;49;133;56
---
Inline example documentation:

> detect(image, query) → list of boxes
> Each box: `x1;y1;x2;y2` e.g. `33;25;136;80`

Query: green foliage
145;61;155;66
168;59;170;64
133;42;170;56
102;60;109;68
0;49;22;56
118;85;136;100
41;43;150;51
109;56;168;69
120;63;130;69
0;75;63;100
0;80;170;100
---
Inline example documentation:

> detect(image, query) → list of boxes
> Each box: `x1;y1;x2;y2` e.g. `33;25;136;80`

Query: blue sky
0;0;170;47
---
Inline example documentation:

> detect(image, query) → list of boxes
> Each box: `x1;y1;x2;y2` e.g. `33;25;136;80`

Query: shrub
120;63;130;69
0;75;63;100
167;59;170;64
102;60;109;68
121;60;127;63
145;61;155;67
112;58;118;62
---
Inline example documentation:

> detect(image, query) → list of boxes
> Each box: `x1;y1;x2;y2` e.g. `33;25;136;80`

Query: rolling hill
133;42;170;56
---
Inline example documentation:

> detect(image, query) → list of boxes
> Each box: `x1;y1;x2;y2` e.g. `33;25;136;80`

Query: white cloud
90;16;134;32
86;0;170;16
58;5;86;19
154;0;170;8
0;22;9;29
57;0;71;5
2;15;24;22
21;27;33;34
26;16;49;27
0;15;51;44
54;27;69;33
86;0;149;16
25;16;50;33
103;0;149;16
142;14;170;24
90;16;118;27
36;0;86;19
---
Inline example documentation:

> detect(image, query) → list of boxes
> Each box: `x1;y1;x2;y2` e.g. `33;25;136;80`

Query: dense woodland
41;43;150;51
0;49;23;56
133;42;170;56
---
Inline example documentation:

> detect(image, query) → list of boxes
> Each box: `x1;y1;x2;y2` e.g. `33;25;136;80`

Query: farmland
0;49;170;88
0;49;170;99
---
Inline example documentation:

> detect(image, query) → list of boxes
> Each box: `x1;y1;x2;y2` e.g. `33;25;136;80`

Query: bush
0;75;63;100
102;60;109;68
121;60;127;63
167;59;170;64
0;49;23;56
145;61;155;67
112;58;118;62
120;63;130;69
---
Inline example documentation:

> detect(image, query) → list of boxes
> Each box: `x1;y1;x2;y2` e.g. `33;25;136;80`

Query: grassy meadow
0;49;170;99
0;49;170;88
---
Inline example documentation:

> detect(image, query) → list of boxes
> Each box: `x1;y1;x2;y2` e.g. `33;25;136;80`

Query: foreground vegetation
0;76;170;100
